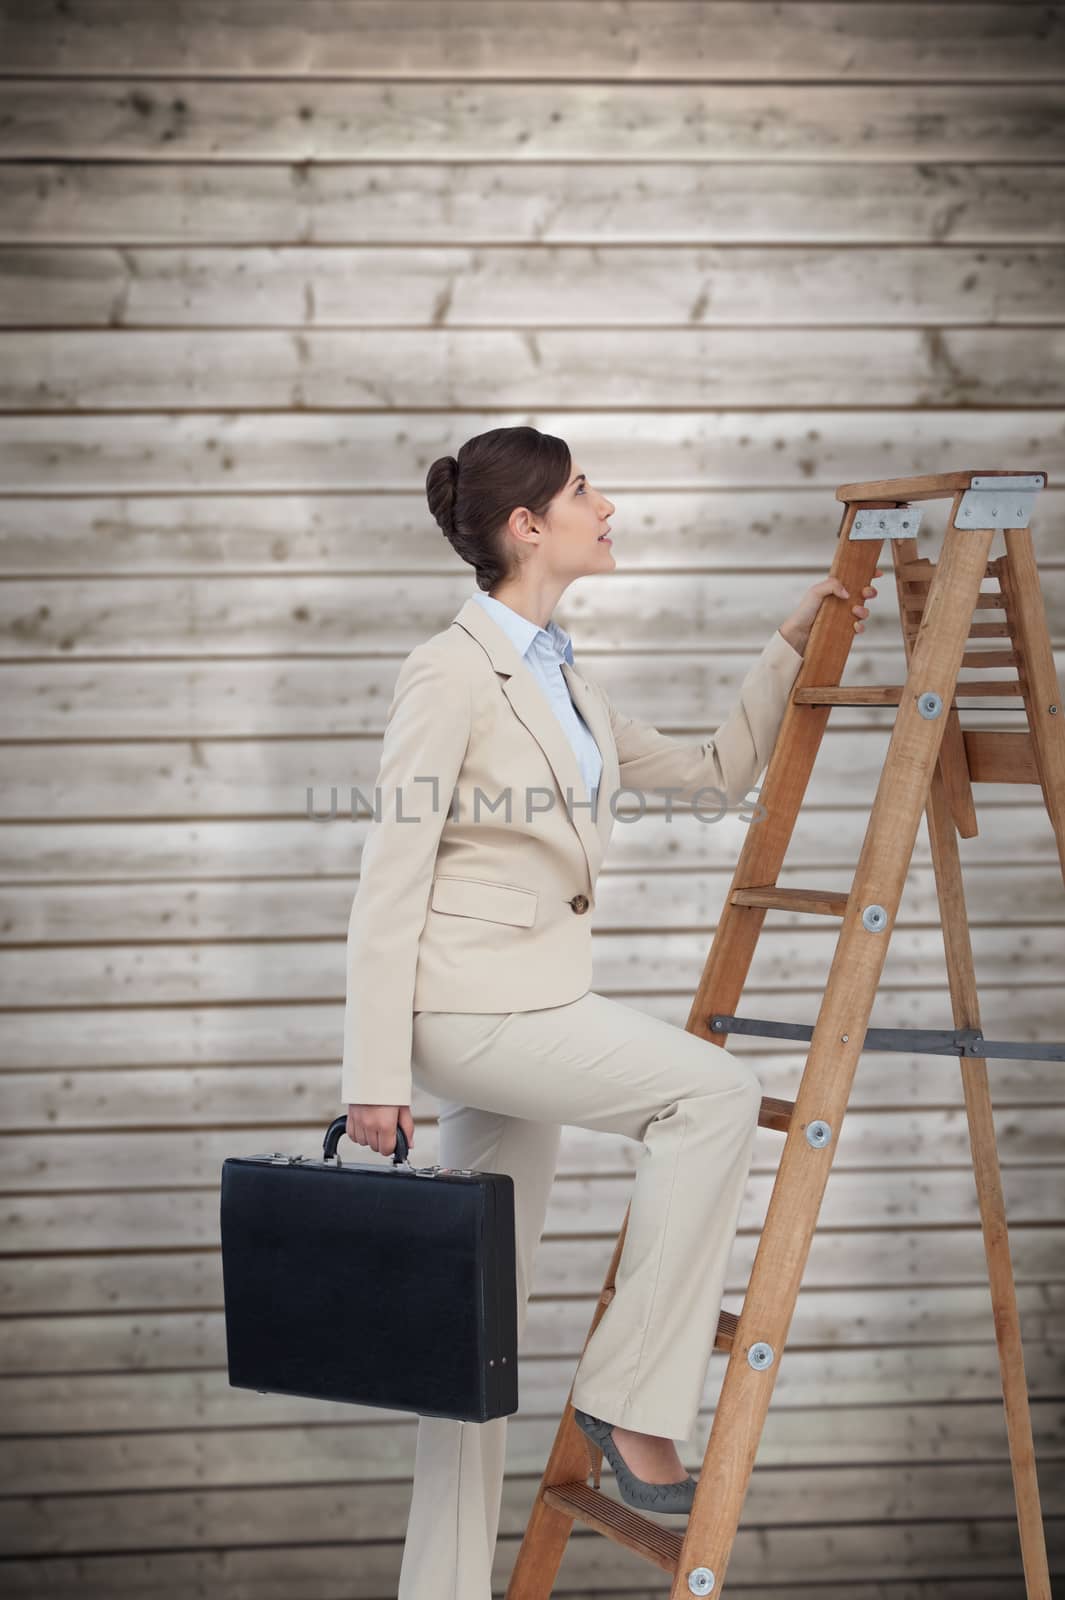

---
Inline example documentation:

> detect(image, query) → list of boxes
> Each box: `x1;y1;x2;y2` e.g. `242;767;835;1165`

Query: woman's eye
576;484;585;494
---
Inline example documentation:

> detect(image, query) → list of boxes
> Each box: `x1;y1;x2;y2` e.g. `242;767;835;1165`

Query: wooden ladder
506;469;1063;1599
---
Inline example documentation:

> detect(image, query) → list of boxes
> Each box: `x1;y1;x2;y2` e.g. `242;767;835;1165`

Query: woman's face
539;465;617;578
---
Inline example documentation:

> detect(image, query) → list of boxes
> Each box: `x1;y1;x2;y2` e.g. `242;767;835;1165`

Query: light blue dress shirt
470;589;604;806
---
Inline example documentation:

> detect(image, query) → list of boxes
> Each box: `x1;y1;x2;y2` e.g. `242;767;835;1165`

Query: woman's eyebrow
570;474;586;489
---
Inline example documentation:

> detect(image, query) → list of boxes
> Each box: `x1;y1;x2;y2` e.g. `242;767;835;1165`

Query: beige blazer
340;596;803;1106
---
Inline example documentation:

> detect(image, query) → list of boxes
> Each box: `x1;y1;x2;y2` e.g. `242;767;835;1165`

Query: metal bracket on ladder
957;473;1045;530
849;505;924;540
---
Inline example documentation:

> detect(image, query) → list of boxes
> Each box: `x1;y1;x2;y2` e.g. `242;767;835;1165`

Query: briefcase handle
324;1115;410;1166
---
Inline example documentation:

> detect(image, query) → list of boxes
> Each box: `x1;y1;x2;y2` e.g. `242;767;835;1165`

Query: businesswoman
341;425;878;1599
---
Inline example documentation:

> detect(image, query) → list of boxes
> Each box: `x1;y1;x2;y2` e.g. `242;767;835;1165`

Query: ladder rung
758;1095;795;1133
794;681;1022;705
902;575;1002;593
955;680;1023;696
715;1307;740;1351
897;559;1000;583
541;1481;683;1572
965;729;1040;784
960;649;1017;670
906;591;1005;616
731;885;848;916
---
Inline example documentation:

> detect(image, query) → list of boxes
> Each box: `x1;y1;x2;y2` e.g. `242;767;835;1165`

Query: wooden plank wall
0;1;1063;1594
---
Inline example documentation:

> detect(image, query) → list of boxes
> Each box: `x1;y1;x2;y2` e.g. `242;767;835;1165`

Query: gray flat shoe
573;1408;698;1514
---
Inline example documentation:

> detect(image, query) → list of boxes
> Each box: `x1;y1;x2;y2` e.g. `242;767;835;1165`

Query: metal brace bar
708;1014;1065;1062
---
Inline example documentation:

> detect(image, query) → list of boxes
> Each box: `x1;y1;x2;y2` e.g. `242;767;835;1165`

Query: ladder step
960;650;1017;670
538;1308;744;1568
965;729;1040;784
731;885;848;916
897;559;1001;583
794;681;1021;705
757;1095;795;1134
541;1480;684;1573
906;590;1006;612
715;1307;740;1351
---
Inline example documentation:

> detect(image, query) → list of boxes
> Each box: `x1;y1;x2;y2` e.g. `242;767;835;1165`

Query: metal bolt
687;1568;716;1595
748;1342;775;1370
841;1033;849;1042
806;1120;832;1148
1050;705;1059;716
862;903;888;933
917;691;942;720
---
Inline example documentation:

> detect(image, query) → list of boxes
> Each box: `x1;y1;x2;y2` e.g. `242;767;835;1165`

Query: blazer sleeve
593;628;803;808
341;645;473;1108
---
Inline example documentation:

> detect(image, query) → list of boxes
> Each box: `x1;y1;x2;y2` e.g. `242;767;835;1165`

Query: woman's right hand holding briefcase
347;1102;415;1158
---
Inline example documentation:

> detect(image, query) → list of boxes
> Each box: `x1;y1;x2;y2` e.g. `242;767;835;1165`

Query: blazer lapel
451;596;613;885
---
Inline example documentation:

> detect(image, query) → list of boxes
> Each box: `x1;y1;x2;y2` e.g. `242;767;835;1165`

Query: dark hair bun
424;427;572;591
425;454;459;540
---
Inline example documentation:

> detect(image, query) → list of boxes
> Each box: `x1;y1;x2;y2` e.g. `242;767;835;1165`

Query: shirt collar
470;589;574;666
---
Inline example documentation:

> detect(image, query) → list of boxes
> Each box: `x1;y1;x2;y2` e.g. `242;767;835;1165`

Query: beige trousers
397;989;763;1600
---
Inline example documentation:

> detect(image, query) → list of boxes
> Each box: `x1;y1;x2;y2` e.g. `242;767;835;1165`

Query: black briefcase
220;1116;518;1422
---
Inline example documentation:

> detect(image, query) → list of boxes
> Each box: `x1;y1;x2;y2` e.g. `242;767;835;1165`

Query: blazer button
569;894;590;914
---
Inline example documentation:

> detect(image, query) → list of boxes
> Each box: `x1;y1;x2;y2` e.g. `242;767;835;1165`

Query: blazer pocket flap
430;875;538;927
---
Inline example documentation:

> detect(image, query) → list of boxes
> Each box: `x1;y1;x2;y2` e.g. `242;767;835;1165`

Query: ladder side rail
895;528;1052;1594
925;748;1054;1597
892;533;980;838
684;504;884;1044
